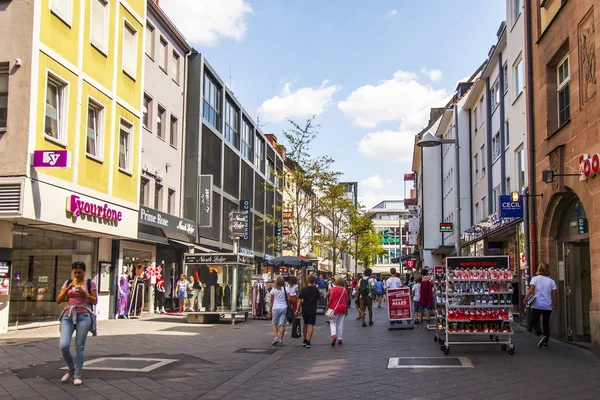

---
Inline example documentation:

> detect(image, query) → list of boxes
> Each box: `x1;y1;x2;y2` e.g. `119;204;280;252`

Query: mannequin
155;275;166;314
116;266;130;319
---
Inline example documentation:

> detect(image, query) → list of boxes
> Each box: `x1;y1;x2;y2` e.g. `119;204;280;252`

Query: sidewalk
0;306;599;399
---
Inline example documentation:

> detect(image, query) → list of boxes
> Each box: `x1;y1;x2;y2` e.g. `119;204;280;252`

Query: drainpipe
440;143;444;246
522;186;532;330
486;78;493;214
525;0;538;269
498;52;507;195
454;100;461;256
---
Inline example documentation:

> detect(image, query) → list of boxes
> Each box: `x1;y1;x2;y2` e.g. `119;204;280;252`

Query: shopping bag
291;317;301;338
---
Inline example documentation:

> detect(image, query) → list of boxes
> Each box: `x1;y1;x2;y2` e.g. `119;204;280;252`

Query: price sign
387;287;412;321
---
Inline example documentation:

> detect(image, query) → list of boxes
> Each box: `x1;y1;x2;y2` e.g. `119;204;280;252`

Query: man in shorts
357;268;376;327
298;274;321;348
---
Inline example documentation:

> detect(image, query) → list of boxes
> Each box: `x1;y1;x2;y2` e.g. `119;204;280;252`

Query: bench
187;311;248;324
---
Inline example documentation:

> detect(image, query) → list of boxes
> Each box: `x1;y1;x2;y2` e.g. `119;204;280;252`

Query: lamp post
417;131;462;257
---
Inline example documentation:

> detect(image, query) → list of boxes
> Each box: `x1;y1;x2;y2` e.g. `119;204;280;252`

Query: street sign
440;222;453;232
404;198;417;207
404;173;415;181
499;195;523;218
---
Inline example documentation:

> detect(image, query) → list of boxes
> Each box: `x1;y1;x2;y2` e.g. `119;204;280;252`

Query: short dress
176;281;187;299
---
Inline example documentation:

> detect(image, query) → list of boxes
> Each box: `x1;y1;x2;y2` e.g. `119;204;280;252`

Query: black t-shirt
299;286;321;315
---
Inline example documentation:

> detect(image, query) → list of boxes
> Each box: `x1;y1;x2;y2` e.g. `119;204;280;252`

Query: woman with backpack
375;277;385;308
56;261;98;386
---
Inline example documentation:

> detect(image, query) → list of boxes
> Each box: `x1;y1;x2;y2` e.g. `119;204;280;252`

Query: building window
513;0;522;23
140;178;149;206
0;67;7;132
267;159;275;183
480;145;486;177
506;177;511;194
504;120;510;147
473;107;478;136
172;51;180;84
145;23;155;58
241;118;253;161
492;131;501;160
490;80;500;110
503;64;508;93
170;115;178;147
154;183;163;210
203;72;221;131
517;147;526;190
474;202;480;224
224;100;240;149
474;153;479;183
159;37;168;71
481;196;487;218
492;185;500;213
478;96;484;123
90;0;109;54
514;57;524;96
44;74;68;142
86;99;104;159
157;105;166;139
50;0;72;26
254;135;265;173
142;94;152;130
168;188;175;214
122;21;138;79
557;55;570;127
118;119;132;172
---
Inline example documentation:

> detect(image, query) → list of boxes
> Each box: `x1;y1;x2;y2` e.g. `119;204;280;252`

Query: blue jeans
60;313;91;378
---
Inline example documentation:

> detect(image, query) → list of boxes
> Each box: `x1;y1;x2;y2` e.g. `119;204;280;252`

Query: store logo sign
67;195;122;223
580;154;600;181
499;195;523;218
32;150;70;168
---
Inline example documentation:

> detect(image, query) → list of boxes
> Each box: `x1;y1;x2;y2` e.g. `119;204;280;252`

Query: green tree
356;227;387;268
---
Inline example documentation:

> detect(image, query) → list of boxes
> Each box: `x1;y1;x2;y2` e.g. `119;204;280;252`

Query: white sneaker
73;378;82;386
272;337;279;345
60;371;73;383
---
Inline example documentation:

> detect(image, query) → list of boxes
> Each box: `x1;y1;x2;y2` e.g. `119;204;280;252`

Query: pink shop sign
66;195;123;224
32;150;71;168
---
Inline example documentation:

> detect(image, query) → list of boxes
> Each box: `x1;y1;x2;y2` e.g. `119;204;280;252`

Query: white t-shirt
530;275;557;311
270;287;288;310
412;283;421;302
286;283;298;296
386;276;402;289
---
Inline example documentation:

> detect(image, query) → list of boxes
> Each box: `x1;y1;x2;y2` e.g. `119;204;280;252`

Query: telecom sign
499;195;523;218
439;222;453;232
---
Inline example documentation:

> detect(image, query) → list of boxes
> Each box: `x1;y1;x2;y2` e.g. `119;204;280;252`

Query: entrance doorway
557;198;592;344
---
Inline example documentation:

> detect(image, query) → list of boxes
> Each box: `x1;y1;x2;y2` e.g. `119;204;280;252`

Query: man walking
386;268;402;290
357;268;376;327
298;274;321;348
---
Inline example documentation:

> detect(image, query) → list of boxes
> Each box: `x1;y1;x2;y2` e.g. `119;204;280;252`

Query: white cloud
338;70;449;129
387;10;398;17
357;130;415;164
420;68;443;82
258;80;341;123
359;176;404;209
360;175;393;191
160;0;253;46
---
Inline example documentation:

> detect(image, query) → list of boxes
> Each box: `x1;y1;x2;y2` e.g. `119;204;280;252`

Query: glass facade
10;226;97;326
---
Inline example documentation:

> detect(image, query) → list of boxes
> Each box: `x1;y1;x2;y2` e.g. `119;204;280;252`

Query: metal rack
440;256;516;356
430;266;446;345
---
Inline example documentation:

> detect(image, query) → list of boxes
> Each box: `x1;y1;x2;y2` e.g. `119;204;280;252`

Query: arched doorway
556;197;592;343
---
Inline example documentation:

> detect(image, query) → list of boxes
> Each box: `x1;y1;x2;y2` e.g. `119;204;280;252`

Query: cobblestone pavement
0;306;599;399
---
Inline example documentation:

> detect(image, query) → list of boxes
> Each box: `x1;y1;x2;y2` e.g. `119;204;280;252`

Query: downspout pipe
486;78;493;214
498;52;507;194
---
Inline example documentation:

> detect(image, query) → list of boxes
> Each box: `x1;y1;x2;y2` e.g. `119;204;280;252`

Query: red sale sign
387;288;412;321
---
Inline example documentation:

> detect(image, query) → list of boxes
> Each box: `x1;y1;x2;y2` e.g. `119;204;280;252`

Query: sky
161;0;506;209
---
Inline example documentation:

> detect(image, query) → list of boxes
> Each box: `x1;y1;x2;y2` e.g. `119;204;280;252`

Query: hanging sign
241;199;251;240
405;259;416;269
408;218;419;232
387;288;412;321
440;222;453;232
404;198;417;207
32;150;71;168
404;173;415;181
229;211;247;238
499;195;523;218
199;175;213;227
408;234;418;245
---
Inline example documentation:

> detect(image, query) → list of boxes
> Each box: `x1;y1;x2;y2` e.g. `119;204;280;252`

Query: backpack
67;278;94;310
359;277;371;297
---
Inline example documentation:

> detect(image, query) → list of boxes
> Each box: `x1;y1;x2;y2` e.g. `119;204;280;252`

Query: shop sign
276;221;282;252
446;255;509;270
282;211;293;219
67;194;122;223
520;252;526;270
434;265;443;275
184;253;254;265
139;206;196;238
408;205;421;216
499;195;523;218
404;198;417;207
578;218;588;234
408;217;419;232
32;150;71;168
408;234;418;245
199;175;213;227
240;248;254;255
404;173;415;181
387;288;412;321
313;225;322;235
0;261;10;296
580;154;600;181
282;226;292;235
405;259;416;269
440;222;453;232
380;237;400;244
241;199;251;240
229;211;247;238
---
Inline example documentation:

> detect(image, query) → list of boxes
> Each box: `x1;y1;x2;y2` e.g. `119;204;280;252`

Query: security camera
15;58;22;67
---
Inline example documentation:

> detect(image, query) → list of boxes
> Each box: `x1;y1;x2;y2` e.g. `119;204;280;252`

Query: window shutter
123;24;135;75
91;0;106;51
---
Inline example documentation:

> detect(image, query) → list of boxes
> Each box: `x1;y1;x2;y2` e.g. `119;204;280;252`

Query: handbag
525;292;537;307
325;288;344;319
283;285;294;323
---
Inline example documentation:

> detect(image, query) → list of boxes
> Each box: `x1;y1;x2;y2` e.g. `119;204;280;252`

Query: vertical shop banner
387;288;412;321
276;221;282;252
229;211;247;238
199;175;213;227
241;200;251;240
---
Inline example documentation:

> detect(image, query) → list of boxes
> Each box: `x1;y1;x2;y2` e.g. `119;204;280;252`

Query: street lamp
417;131;462;257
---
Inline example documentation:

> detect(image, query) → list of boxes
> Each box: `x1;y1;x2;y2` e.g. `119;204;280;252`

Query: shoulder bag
283;285;294;323
325;288;343;319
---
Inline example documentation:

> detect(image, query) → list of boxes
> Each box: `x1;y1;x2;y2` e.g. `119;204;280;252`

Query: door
562;240;592;342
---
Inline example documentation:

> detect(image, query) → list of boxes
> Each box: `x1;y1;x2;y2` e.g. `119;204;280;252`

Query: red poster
434;265;443;275
387;288;412;321
405;259;415;269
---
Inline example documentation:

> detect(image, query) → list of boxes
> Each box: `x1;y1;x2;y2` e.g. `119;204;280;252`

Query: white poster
408;234;418;245
408;218;420;232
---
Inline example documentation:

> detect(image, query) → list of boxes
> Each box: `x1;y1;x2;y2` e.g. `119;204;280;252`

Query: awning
432;245;455;256
138;232;169;245
168;239;215;253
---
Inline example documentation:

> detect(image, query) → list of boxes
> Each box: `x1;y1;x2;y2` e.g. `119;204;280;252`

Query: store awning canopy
432;245;455;256
168;239;215;253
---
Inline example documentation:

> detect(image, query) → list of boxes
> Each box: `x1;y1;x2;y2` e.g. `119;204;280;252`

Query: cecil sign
499;195;523;218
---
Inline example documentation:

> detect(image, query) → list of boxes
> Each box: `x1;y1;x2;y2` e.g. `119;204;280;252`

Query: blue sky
162;0;506;208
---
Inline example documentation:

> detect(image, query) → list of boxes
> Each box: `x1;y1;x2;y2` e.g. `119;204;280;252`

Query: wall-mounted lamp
542;169;580;184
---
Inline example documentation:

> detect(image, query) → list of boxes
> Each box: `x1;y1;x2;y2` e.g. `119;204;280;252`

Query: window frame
478;96;484;125
145;23;155;59
474;153;479;183
557;54;570;127
0;66;8;132
85;97;105;161
514;56;524;97
50;0;73;27
167;188;176;214
492;131;501;161
203;72;222;131
159;36;168;73
172;50;181;84
122;19;138;80
473;106;478;136
490;79;500;111
157;104;166;140
480;145;486;178
224;99;240;149
44;71;69;146
140;177;150;207
169;114;178;148
118;118;133;174
142;94;152;131
504;120;510;149
241;118;253;161
90;0;109;56
154;182;163;211
503;63;508;94
513;0;522;24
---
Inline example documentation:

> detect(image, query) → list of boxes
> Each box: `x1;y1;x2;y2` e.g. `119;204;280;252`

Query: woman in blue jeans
56;261;97;386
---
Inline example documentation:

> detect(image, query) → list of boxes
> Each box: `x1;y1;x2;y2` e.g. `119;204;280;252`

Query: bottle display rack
430;266;446;344
440;256;516;356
